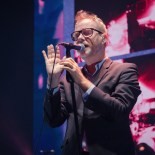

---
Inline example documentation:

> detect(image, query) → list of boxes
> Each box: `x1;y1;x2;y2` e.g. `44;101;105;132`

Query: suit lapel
81;58;113;87
93;58;113;86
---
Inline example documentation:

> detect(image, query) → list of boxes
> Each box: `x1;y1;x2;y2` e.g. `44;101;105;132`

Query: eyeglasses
71;28;103;41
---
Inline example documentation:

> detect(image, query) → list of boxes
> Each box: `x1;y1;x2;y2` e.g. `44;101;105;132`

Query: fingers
62;58;77;67
60;58;78;71
42;44;77;67
42;44;61;62
47;44;55;59
61;57;75;63
61;61;74;69
42;50;48;61
55;45;60;54
48;45;60;55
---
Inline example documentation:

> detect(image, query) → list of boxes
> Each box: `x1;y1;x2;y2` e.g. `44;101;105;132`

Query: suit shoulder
112;61;137;70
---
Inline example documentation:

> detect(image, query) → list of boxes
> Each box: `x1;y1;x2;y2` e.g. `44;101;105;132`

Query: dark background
0;1;34;155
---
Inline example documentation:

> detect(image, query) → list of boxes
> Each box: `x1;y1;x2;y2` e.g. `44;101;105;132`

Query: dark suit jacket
44;58;141;155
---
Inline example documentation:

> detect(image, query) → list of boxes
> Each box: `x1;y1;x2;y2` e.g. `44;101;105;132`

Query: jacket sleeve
84;63;141;121
43;82;69;127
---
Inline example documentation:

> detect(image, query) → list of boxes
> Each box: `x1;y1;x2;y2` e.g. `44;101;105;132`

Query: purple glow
38;0;45;14
54;11;64;40
38;74;44;89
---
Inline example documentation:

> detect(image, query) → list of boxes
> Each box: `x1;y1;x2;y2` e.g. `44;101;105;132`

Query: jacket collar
82;58;113;86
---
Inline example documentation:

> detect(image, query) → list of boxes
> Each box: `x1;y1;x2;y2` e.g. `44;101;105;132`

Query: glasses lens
71;31;80;41
82;28;93;37
71;28;94;41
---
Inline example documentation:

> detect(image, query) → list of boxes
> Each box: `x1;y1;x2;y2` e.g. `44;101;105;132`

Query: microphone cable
33;47;57;155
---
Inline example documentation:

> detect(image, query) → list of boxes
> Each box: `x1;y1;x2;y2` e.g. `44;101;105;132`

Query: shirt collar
84;57;108;76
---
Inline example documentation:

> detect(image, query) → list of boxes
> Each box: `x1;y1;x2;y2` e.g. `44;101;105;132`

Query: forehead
75;19;99;31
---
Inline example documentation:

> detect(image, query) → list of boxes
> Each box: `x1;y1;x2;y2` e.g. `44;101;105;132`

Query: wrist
78;78;93;92
47;76;59;89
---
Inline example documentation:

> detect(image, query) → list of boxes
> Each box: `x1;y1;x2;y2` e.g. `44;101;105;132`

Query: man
42;10;141;155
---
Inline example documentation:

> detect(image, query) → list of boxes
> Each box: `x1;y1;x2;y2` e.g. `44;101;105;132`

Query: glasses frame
71;28;103;41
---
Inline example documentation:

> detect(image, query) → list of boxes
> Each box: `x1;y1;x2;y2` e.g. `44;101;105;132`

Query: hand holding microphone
42;42;85;86
57;42;85;82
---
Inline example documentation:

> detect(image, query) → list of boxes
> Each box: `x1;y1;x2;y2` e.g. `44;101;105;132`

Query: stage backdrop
34;0;155;155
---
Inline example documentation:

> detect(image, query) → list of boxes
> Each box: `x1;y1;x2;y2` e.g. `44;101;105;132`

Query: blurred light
106;13;130;57
139;146;145;151
137;0;155;28
38;0;45;14
38;74;44;89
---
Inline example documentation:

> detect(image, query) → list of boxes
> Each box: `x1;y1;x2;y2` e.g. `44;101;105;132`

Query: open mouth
84;44;89;48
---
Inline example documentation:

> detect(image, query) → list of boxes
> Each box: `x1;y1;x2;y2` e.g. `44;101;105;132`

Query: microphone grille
79;43;85;52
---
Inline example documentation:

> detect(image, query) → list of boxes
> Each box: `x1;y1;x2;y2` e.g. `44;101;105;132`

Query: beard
79;47;93;59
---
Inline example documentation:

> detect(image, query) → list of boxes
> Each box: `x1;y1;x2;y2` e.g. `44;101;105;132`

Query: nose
77;32;85;42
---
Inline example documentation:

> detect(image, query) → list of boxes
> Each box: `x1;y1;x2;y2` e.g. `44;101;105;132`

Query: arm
42;44;69;127
43;86;69;127
84;63;141;120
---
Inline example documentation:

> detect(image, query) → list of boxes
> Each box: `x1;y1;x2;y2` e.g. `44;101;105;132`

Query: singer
42;10;141;155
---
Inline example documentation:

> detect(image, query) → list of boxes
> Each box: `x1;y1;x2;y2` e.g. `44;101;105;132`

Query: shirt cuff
83;84;95;102
47;84;59;95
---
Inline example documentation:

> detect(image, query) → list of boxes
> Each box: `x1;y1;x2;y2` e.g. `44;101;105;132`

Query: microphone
58;42;85;52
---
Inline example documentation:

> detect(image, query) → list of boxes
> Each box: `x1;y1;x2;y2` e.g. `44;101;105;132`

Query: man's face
74;19;104;61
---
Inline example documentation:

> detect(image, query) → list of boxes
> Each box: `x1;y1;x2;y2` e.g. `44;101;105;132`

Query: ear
103;38;106;43
101;34;106;44
102;37;107;44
